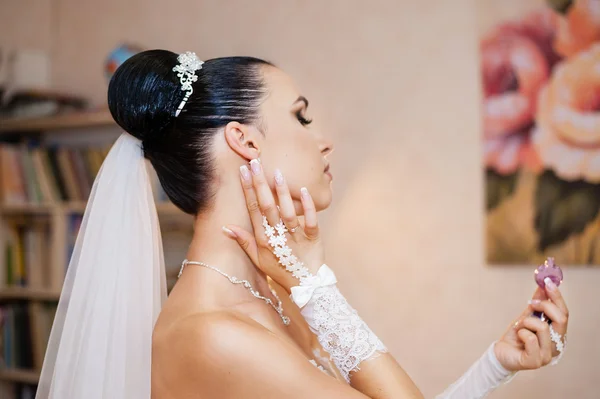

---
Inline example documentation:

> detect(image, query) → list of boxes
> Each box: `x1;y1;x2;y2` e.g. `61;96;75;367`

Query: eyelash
296;111;313;126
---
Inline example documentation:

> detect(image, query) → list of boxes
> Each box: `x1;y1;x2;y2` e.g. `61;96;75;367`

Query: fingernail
528;299;541;305
274;169;284;186
222;226;237;239
301;187;310;199
544;277;557;291
240;165;251;181
250;159;261;175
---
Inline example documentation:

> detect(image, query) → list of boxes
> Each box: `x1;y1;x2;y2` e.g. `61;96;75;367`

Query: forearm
350;352;424;399
292;266;424;398
348;342;514;399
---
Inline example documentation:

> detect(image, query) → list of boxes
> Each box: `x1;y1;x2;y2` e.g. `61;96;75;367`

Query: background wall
1;0;598;397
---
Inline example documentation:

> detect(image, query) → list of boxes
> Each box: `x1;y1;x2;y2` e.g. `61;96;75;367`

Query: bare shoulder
153;310;366;399
153;310;259;368
165;310;273;359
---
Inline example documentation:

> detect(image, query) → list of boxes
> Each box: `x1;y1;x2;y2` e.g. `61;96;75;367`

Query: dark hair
108;49;273;214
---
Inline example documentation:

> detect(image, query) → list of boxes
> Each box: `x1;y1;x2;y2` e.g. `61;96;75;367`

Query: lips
324;164;332;180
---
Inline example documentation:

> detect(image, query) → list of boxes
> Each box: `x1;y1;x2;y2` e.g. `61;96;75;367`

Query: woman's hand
223;159;326;293
494;280;569;371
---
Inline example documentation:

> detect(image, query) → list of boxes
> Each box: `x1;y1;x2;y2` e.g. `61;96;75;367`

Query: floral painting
483;0;600;265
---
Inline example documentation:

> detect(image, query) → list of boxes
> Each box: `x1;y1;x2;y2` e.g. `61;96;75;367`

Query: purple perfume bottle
533;257;563;322
534;257;563;289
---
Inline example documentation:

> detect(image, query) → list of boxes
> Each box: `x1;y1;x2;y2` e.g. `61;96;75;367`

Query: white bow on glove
290;264;338;308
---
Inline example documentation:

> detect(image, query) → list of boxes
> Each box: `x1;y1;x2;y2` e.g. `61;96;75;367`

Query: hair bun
107;49;183;142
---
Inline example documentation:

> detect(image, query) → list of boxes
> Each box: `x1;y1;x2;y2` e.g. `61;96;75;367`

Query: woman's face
255;66;334;212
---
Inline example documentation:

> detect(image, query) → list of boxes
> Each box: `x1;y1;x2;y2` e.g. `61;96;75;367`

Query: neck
184;170;267;291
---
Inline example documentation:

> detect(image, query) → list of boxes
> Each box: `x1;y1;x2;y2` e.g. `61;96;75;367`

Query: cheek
263;133;327;205
272;136;321;177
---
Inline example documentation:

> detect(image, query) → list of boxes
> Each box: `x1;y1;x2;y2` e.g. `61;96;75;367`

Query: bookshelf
0;287;60;301
0;109;115;134
0;111;192;398
0;201;184;217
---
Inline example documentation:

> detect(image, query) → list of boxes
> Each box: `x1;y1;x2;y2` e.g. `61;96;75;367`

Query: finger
516;304;535;321
531;286;548;301
509;303;535;332
542;278;569;317
250;159;280;228
300;187;319;240
520;316;552;365
223;225;260;266
517;328;542;369
274;169;301;236
529;299;568;328
240;165;266;240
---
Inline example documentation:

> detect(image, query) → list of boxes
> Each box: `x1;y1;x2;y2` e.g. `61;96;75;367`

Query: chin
293;181;333;214
313;185;333;212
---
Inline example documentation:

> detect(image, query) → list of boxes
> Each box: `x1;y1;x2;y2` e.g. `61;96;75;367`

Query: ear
223;121;261;161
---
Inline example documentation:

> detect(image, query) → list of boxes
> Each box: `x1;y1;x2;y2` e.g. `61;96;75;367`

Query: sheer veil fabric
36;133;167;399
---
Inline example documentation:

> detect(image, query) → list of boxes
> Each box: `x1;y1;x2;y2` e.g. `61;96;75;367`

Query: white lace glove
290;264;387;383
262;217;386;383
435;342;517;399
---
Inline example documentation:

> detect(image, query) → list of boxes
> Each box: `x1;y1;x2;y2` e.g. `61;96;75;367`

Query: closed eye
292;95;312;126
296;111;312;126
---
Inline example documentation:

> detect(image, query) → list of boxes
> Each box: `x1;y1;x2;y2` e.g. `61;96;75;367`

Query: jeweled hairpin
172;51;204;117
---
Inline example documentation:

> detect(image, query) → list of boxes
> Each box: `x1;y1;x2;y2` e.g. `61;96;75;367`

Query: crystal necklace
178;259;290;326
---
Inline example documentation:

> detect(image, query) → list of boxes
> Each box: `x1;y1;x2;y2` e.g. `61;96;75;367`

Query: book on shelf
66;214;82;269
2;222;52;291
0;142;169;205
1;383;36;399
0;220;66;293
0;302;56;371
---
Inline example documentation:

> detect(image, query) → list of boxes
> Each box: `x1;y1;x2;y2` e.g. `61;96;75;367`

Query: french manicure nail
301;187;309;199
222;226;237;239
274;169;284;186
250;159;261;175
544;277;557;291
240;165;251;181
528;299;541;305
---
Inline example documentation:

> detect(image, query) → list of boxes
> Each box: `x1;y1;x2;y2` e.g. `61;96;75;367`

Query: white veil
35;132;167;398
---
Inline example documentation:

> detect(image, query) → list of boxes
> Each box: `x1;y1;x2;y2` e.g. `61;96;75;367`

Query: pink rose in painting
554;0;600;58
532;43;600;183
482;9;560;175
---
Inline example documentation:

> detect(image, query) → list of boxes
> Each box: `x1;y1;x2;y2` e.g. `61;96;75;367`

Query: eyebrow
293;96;309;108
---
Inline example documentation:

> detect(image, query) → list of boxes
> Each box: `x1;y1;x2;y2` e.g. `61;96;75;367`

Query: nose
320;138;334;157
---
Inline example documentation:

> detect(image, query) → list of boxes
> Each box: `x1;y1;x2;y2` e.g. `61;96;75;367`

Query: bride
35;50;569;399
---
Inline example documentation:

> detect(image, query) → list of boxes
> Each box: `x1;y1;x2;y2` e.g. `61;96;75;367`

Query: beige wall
2;0;598;397
0;0;53;51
